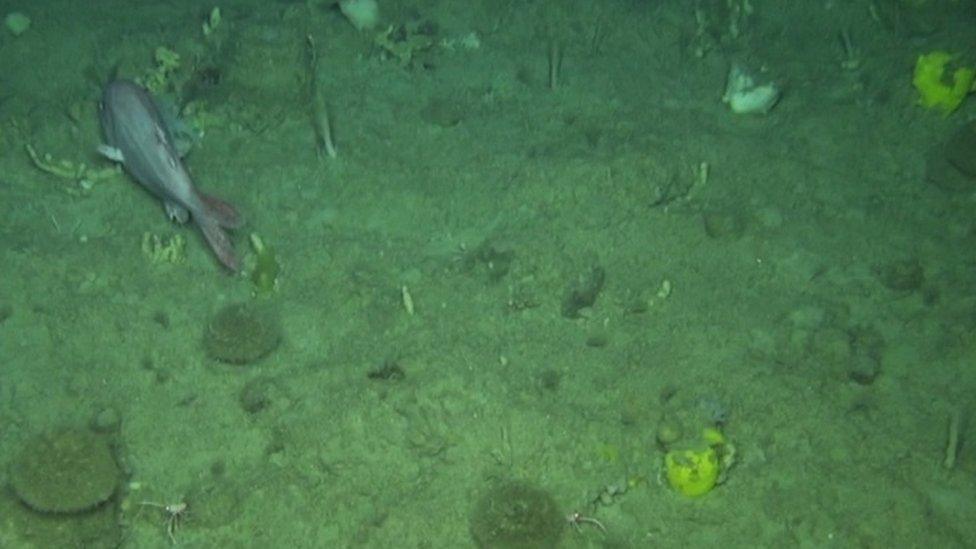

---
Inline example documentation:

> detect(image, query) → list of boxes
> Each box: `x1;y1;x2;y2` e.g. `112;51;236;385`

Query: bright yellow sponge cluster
913;51;975;116
664;427;727;497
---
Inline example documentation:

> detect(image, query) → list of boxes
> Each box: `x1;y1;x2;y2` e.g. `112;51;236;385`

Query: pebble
91;406;121;433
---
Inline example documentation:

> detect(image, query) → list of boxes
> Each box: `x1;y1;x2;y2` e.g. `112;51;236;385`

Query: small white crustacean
140;499;188;544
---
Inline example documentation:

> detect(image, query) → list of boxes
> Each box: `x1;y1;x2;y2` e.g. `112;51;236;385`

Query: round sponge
469;480;564;549
203;302;281;365
10;430;120;513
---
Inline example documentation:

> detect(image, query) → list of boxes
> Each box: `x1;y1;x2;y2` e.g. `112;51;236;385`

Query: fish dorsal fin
97;144;124;162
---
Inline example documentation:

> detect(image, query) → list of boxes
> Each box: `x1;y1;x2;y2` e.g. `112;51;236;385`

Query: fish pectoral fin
97;144;124;163
164;201;190;224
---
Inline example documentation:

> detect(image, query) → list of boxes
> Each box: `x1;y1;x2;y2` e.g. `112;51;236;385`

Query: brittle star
567;511;607;535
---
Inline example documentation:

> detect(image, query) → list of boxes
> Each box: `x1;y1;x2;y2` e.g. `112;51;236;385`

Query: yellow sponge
913;51;975;116
665;445;720;496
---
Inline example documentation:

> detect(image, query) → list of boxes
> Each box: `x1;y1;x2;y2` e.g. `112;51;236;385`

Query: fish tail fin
198;192;243;229
198;218;240;272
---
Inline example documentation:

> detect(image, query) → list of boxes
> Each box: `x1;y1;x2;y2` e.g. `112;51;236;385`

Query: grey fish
98;79;241;271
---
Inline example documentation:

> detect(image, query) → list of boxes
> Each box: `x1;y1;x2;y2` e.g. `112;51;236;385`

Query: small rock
702;210;746;239
875;258;924;292
655;418;682;448
585;330;610;348
848;354;880;385
91;407;121;433
561;264;606;318
239;378;274;414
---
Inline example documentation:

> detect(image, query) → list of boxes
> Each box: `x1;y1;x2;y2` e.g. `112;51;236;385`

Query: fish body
99;79;241;271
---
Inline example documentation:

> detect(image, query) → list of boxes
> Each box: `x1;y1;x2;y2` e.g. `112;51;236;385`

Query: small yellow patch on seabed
912;51;975;116
665;443;721;497
664;427;732;497
142;233;186;264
